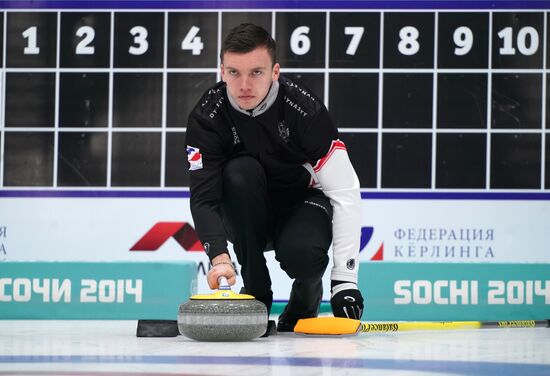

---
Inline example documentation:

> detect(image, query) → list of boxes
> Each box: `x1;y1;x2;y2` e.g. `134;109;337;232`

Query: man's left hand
330;282;364;320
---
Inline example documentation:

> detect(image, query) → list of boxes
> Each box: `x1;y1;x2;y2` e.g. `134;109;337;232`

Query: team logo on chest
278;121;290;143
231;126;241;145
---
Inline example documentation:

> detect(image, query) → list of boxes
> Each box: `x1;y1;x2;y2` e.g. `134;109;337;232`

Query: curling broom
294;317;550;335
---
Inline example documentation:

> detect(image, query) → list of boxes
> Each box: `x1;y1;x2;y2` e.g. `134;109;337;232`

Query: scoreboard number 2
76;25;95;55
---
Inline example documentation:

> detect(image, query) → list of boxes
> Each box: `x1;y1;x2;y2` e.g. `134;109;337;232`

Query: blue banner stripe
1;190;550;200
1;1;550;9
1;355;549;376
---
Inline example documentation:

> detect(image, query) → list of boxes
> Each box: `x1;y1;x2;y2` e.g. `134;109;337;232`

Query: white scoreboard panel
0;10;549;191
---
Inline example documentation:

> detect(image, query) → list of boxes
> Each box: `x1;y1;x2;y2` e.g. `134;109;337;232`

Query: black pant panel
272;193;332;280
221;156;272;299
221;156;332;310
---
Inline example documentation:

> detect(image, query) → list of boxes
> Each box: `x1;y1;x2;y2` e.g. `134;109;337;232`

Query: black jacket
186;76;361;283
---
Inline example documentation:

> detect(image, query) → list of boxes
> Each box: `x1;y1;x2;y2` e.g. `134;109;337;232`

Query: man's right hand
207;253;237;289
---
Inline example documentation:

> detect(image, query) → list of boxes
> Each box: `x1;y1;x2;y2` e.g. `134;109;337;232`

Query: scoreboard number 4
181;26;204;55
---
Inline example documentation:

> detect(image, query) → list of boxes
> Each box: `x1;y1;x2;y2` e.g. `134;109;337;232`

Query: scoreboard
0;9;549;191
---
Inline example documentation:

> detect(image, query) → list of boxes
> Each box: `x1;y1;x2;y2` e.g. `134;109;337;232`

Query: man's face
221;47;280;110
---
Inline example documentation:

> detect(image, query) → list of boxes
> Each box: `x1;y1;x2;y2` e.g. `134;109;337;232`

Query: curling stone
178;277;268;341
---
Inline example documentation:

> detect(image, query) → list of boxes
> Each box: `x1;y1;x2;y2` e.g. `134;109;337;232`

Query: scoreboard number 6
290;26;311;56
181;26;204;55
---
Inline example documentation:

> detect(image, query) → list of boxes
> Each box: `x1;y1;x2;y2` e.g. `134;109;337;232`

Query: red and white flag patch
186;146;203;171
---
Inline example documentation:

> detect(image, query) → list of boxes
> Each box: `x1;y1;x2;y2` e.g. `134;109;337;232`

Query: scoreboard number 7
344;26;365;55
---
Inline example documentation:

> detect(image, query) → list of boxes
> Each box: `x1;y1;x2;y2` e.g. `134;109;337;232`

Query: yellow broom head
294;317;361;335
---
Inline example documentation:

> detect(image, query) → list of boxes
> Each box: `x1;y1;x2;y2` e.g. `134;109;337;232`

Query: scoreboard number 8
398;26;420;56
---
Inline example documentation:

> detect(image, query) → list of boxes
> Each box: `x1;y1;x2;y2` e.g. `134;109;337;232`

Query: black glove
330;281;364;319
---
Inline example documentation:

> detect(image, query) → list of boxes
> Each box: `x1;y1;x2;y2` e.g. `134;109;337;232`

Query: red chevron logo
130;222;203;251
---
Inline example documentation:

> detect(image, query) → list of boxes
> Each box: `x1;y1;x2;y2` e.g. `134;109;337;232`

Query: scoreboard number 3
129;25;149;55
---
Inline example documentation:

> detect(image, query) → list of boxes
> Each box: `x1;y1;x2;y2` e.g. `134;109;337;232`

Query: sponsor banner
359;263;550;321
0;261;196;320
358;199;550;263
1;196;549;300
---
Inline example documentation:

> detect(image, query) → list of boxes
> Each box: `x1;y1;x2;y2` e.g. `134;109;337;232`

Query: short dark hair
220;23;277;66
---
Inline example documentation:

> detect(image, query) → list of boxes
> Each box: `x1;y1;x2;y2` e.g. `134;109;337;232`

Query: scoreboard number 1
22;26;40;55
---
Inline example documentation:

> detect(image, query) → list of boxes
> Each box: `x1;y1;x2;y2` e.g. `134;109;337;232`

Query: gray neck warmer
226;80;280;118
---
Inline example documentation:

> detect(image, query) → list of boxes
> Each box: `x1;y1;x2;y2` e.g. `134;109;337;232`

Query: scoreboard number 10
498;26;539;56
